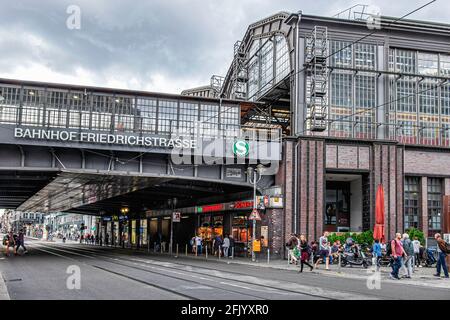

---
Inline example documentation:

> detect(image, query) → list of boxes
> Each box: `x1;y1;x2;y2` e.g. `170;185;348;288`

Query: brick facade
270;138;450;258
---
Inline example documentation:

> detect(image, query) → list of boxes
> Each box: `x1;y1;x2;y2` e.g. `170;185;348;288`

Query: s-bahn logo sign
232;140;249;157
14;127;197;149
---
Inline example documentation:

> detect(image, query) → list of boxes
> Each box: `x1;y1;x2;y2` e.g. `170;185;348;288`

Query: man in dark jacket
434;233;449;279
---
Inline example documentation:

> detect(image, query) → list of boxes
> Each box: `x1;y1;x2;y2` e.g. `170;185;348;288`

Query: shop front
195;200;255;257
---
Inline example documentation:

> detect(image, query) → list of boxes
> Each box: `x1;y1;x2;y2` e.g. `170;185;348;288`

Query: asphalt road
0;239;449;300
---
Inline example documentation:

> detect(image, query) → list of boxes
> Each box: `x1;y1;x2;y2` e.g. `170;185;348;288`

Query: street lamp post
247;165;264;262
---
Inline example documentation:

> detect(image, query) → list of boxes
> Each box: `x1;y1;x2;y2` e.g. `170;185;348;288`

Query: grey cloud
0;0;448;93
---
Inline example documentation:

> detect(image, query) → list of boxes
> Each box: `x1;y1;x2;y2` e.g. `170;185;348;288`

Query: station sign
14;127;197;149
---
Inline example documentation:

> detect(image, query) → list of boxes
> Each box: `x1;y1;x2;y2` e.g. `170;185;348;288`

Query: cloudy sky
0;0;447;94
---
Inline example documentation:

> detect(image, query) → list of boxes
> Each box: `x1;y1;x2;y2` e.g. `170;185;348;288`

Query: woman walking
298;234;314;273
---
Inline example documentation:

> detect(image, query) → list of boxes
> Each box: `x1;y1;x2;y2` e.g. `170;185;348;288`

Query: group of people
2;229;27;256
287;230;450;279
388;232;449;280
190;234;235;258
286;231;334;272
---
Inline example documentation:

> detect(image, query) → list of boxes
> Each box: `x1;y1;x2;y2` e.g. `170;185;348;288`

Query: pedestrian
222;234;230;258
389;233;407;280
401;233;414;278
286;233;299;264
315;231;330;270
433;233;449;279
195;234;203;255
298;234;314;273
372;239;382;271
5;230;15;257
412;237;421;268
228;234;235;258
213;234;223;257
190;236;196;254
3;232;11;256
14;229;28;255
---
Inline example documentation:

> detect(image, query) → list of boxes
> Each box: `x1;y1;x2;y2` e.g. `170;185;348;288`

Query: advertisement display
140;219;148;245
131;220;136;245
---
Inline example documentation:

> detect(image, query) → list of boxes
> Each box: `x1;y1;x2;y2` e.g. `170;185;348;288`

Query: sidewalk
133;248;450;290
0;272;11;300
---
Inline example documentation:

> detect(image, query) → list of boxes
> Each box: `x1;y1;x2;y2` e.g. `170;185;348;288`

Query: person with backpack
213;234;223;257
298;234;314;273
433;233;449;279
14;229;28;255
389;232;407;280
401;233;414;278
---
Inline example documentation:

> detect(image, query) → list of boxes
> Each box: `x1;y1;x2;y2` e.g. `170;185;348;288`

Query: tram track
30;242;372;300
28;242;291;300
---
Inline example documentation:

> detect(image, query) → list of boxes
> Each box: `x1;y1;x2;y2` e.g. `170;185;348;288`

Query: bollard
338;254;342;273
154;242;156;253
195;245;198;257
231;247;234;259
218;248;221;260
176;244;179;257
147;240;150;253
161;244;163;254
205;245;208;260
267;248;270;264
185;244;188;256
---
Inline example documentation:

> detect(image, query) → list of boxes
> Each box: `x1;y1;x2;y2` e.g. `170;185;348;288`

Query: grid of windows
329;41;377;139
404;177;420;230
0;85;243;140
22;89;46;126
275;35;290;83
158;100;178;133
114;97;135;132
247;35;290;101
200;104;219;136
0;86;20;123
136;98;157;133
354;43;376;70
178;102;198;133
389;49;450;146
441;54;450;76
427;178;442;234
46;91;68;128
91;95;112;131
68;93;90;129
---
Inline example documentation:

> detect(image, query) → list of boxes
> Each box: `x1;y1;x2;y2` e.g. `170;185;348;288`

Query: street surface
0;238;449;300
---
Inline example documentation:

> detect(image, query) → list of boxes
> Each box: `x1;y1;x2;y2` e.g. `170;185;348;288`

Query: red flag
373;184;385;243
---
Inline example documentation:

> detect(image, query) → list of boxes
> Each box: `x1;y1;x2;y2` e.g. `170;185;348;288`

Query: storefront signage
231;201;253;209
253;239;261;252
118;215;128;221
14;127;197;149
102;216;112;222
270;197;283;208
197;204;224;213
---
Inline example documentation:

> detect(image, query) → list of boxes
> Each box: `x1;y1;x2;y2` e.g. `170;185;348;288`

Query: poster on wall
261;226;269;247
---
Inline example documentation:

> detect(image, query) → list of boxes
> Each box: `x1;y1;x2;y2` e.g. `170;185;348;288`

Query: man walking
14;229;28;255
390;233;407;280
401;233;414;278
315;231;330;270
433;233;449;279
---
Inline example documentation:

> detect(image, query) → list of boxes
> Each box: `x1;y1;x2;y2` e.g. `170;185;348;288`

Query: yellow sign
253;239;261;252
